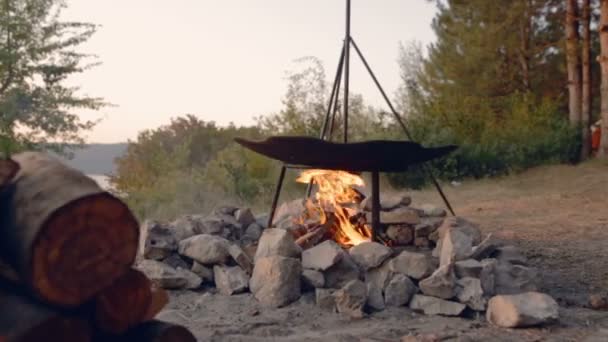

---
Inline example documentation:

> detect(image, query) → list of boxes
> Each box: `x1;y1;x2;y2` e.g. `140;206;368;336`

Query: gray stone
140;221;177;260
254;228;301;261
454;259;483;279
480;258;497;296
386;225;414;245
414;222;435;239
385;274;417;307
494;263;538;295
493;245;528;265
418;204;447;218
456;277;486;311
214;205;238;216
379;207;421;225
137;260;201;289
389;250;433;280
302;269;325;289
235;208;256;227
178;234;230;265
274;199;306;224
361;194;411;212
243;223;264;242
255;214;269;228
213;265;249;295
469;234;498;260
302;240;344;271
163;253;190;270
409;295;466;316
414;237;431;249
191;262;214;283
419;264;456;299
228;244;253;275
170;215;208;240
366;281;385;311
250;256;302;308
486;292;559;328
435;217;482;245
440;228;473;267
316;288;336;311
324;252;362;289
349;241;393;270
334;279;367;318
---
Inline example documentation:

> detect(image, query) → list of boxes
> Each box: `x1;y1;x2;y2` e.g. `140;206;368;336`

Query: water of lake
88;174;111;190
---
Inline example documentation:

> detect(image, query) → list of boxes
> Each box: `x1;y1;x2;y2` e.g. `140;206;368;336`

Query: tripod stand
266;0;455;229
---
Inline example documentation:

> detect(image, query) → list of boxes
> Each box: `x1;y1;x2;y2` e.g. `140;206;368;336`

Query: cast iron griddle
234;136;458;172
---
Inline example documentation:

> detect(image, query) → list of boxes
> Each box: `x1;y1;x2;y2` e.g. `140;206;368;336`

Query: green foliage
0;0;104;155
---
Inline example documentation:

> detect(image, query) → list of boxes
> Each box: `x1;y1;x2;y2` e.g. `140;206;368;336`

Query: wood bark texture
601;0;608;158
0;152;139;307
581;0;592;159
566;0;582;125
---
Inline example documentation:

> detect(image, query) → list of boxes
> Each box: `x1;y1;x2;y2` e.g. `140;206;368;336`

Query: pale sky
63;1;436;143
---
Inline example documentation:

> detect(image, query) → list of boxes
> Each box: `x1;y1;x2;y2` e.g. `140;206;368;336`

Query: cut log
100;320;196;342
0;159;18;188
0;285;91;342
0;152;139;307
94;269;156;334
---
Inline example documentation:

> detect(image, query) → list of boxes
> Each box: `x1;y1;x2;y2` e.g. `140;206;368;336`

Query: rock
493;245;528;265
454;259;483;279
274;199;306;224
494;263;538;295
334;280;367;319
302;269;325;289
385;274;417;307
243;223;263;242
255;214;269;228
414;222;435;239
324;252;362;289
191;262;214;283
486;292;559;328
213;265;249;295
418;204;447;218
409;295;466;316
254;228;301;261
435;217;482;245
228;244;253;275
456;277;486;311
214;205;239;216
469;234;498;260
479;258;497;296
386;225;414;245
235;208;256;227
302;240;344;271
197;217;234;237
379;207;421;225
366;282;385;311
349;241;393;270
589;294;608;310
250;256;302;308
419;264;456;299
163;254;190;270
140;221;177;260
316;288;336;311
389;250;433;280
440;228;473;266
178;234;230;265
361;194;411;212
137;260;200;289
170;215;207;240
414;237;431;248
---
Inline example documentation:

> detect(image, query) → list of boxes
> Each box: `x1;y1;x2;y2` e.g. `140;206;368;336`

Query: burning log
295;225;328;249
0;152;139;307
94;269;167;334
0;159;18;188
100;320;197;342
0;285;92;342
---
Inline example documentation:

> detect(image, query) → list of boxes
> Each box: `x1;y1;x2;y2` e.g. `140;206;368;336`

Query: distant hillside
58;143;128;175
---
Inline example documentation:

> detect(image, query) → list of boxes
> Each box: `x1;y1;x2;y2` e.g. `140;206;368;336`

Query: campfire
296;169;372;248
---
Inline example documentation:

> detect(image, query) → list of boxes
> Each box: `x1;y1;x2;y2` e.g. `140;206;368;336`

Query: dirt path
163;161;608;341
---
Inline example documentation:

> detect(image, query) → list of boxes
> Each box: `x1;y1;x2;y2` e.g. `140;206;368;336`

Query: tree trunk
94;269;158;334
566;0;582;125
0;286;91;342
0;152;140;307
518;1;532;92
601;0;608;158
0;159;18;188
581;0;592;159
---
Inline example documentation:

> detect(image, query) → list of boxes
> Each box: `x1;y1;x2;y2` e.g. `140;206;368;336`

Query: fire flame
297;169;372;247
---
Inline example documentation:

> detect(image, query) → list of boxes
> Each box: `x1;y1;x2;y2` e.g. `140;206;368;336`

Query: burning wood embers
0;153;196;342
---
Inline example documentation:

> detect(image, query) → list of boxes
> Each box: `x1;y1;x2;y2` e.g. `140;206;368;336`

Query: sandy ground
160;161;608;341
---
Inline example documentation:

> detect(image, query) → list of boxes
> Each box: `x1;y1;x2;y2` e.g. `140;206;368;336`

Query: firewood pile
0;152;196;342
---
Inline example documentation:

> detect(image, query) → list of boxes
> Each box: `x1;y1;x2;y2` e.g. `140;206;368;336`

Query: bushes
388;95;580;189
